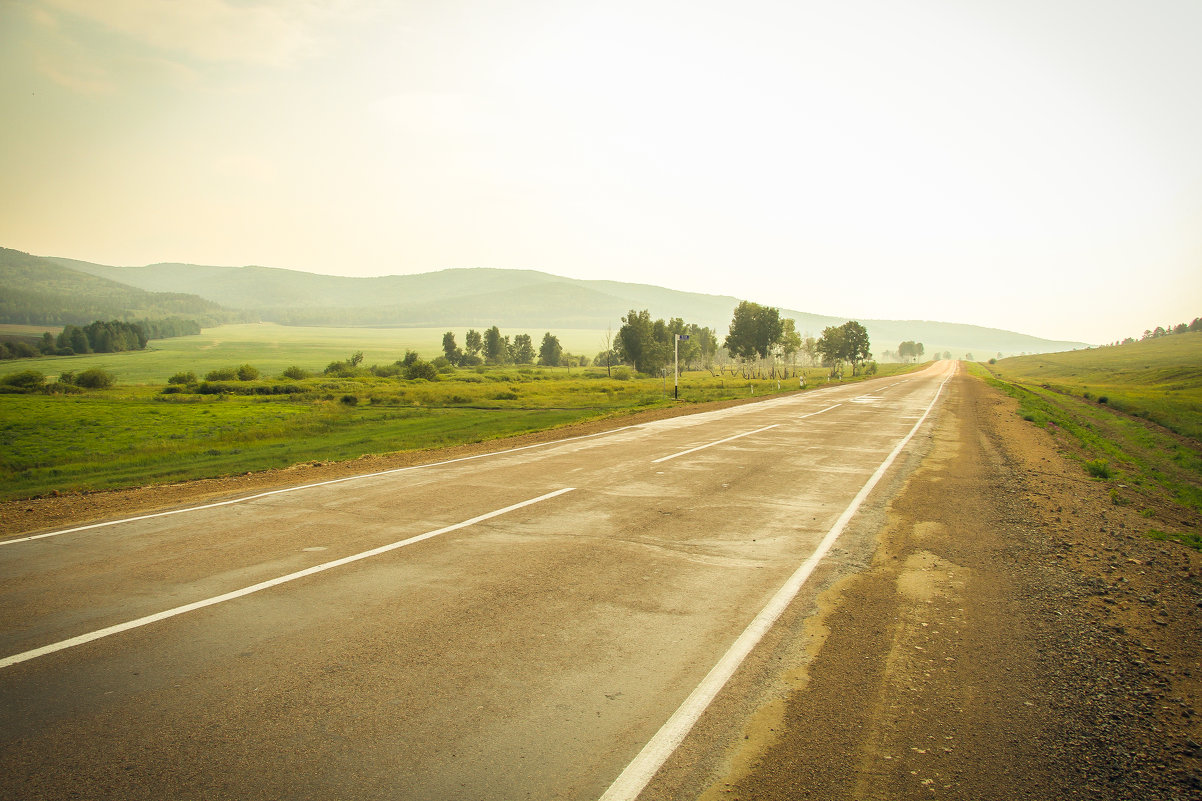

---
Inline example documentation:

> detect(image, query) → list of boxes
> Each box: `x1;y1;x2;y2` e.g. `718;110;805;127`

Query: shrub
340;394;359;406
74;368;115;389
1097;396;1108;404
236;364;260;381
0;370;45;391
1084;459;1113;479
369;363;402;378
168;371;197;385
205;367;238;381
492;390;519;401
280;366;311;380
405;360;439;381
612;366;632;381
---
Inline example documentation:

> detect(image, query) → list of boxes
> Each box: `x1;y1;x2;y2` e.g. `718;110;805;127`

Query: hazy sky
2;0;1200;344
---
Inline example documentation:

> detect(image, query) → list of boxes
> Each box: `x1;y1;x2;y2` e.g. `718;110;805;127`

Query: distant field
0;357;919;500
987;333;1202;440
0;323;611;385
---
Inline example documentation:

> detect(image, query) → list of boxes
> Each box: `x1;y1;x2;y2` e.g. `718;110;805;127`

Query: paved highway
0;361;954;800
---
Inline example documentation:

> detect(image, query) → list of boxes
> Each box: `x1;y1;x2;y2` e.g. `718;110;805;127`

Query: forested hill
9;248;1088;356
0;248;242;326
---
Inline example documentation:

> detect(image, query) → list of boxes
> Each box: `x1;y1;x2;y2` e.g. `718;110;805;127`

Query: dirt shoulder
713;369;1202;799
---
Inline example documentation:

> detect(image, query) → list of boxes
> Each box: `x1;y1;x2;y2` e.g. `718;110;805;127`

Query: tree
599;327;615;377
442;332;462;364
484;326;507;364
512;333;535;364
464;329;483;358
724;301;783;361
817;321;872;375
538;332;562;367
618;309;666;374
776;318;802;365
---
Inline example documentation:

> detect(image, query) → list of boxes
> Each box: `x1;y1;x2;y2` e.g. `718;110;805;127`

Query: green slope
1;248;236;326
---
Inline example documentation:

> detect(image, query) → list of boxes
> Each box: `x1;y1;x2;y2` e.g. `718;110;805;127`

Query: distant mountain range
1;247;1088;357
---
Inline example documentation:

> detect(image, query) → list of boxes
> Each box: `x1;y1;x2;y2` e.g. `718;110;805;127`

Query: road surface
1;362;955;800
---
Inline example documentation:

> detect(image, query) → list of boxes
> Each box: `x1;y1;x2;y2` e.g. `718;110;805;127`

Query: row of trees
441;328;588;368
611;310;719;375
1114;317;1201;345
0;317;201;360
719;302;874;376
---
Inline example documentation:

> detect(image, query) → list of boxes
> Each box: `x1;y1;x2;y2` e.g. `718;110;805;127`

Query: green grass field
987;333;1202;440
0;323;612;385
974;338;1202;549
0;324;918;500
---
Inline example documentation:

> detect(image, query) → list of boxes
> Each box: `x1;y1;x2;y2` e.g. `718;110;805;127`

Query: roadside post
675;334;689;400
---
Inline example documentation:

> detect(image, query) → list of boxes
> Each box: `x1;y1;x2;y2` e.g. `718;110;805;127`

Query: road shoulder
704;369;1202;800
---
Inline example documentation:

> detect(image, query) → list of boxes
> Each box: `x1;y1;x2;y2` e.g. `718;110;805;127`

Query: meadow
986;333;1202;440
0;323;610;385
976;337;1202;549
0;324;917;500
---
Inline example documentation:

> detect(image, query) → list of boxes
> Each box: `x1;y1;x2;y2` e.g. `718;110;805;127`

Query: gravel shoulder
707;368;1202;799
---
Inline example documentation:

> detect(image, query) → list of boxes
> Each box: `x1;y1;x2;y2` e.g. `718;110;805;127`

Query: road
1;361;954;801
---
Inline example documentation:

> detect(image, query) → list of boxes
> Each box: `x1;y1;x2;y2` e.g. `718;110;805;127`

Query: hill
9;248;1087;356
988;333;1202;440
0;248;242;327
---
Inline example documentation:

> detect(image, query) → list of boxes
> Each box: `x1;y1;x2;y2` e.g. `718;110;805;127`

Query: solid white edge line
0;488;575;671
1;422;641;545
599;365;955;801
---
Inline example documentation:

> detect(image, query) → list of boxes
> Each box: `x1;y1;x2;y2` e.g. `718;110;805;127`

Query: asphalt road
1;362;954;801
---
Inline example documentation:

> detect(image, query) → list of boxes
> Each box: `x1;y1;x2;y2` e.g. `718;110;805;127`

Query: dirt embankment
715;371;1202;799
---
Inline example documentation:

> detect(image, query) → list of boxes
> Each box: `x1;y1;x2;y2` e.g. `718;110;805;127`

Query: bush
340;394;359;406
205;367;238;381
405;360;439;381
1097;396;1108;405
74;368;115;389
0;370;45;391
280;366;311;380
168;371;197;385
1084;459;1114;480
323;360;360;378
236;364;260;381
492;390;519;401
612;366;632;381
369;363;402;378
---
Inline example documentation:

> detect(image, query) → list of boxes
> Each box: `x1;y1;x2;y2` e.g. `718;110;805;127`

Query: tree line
1108;316;1202;346
440;327;589;368
0;317;201;360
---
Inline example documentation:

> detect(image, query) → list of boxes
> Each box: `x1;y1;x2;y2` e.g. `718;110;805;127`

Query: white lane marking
599;372;952;801
651;425;779;464
1;423;645;545
0;488;575;671
649;404;841;465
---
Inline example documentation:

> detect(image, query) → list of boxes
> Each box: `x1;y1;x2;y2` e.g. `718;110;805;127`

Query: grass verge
969;361;1202;550
0;363;917;501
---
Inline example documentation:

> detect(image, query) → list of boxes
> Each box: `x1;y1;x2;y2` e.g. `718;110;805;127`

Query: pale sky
2;0;1200;344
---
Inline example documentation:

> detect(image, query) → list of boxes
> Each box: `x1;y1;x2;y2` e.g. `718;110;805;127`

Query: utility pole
675;334;689;400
